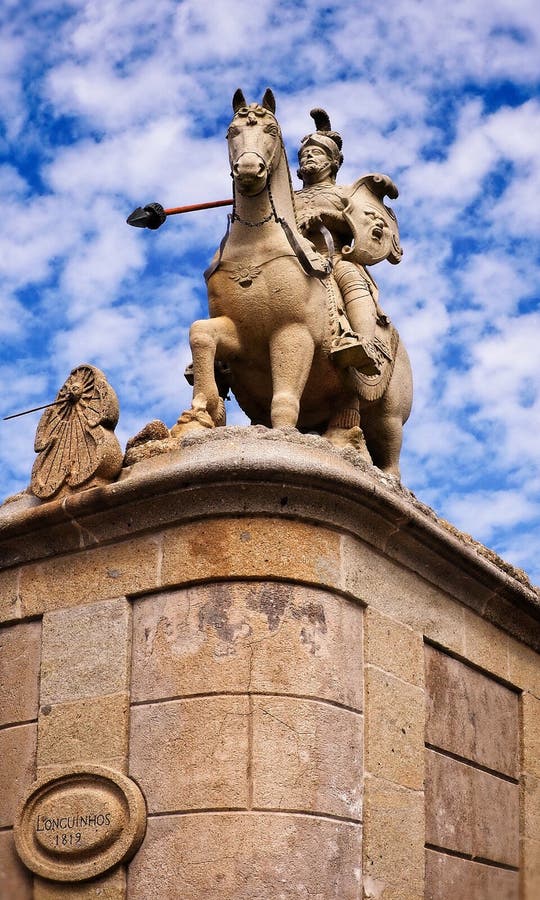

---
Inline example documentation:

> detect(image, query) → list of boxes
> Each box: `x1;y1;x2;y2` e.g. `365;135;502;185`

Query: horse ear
261;88;276;114
232;89;246;112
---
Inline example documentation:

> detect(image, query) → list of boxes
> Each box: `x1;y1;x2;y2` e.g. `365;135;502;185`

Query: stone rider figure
295;109;403;375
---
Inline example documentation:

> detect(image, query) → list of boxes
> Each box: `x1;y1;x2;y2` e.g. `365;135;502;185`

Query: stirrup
330;336;385;374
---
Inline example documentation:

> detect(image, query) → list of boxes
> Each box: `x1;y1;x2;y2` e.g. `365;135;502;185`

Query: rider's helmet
298;108;344;177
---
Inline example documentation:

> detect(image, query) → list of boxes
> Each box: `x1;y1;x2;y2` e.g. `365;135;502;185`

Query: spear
3;400;63;421
127;199;233;230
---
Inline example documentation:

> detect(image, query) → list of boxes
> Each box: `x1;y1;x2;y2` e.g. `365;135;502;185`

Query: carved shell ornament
30;364;123;500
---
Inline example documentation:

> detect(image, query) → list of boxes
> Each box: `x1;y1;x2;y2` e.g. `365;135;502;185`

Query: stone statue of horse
173;89;413;477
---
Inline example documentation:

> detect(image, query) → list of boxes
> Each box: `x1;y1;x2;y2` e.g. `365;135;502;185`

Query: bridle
205;125;334;281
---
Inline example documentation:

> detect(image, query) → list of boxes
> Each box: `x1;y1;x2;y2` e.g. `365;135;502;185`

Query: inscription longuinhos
36;810;113;849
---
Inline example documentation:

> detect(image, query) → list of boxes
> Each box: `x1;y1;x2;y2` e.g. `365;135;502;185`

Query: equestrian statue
129;89;413;477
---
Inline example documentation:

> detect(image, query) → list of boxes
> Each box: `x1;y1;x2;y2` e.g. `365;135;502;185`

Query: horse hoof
325;425;372;460
170;408;215;437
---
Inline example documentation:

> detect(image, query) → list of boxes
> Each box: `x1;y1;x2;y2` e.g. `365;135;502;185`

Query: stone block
37;693;129;771
384;525;495;616
127;812;362;899
0;830;33;899
252;696;362;820
131;582;363;710
19;537;160;617
34;866;126;898
0;723;36;826
0;567;21;624
161;517;342;592
483;591;540;652
425;749;519;866
521;773;540;839
364;608;424;686
364;665;424;789
508;639;540;697
462;607;509;682
425;848;518;900
521;838;540;900
522;691;540;778
40;599;131;704
0;620;41;727
362;775;424;900
129;696;249;812
425;644;519;777
342;534;465;655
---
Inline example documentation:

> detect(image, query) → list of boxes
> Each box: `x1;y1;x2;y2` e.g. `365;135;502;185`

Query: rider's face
298;145;334;184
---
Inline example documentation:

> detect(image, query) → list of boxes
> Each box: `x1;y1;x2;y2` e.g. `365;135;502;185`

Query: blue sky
1;0;539;583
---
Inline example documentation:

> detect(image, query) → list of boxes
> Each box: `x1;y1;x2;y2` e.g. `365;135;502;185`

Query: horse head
227;89;282;196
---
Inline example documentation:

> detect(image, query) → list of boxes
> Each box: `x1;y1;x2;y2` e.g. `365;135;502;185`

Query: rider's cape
341;174;403;267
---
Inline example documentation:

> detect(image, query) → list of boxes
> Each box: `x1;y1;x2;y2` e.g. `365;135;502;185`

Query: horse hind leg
362;408;403;478
323;396;373;462
269;324;315;428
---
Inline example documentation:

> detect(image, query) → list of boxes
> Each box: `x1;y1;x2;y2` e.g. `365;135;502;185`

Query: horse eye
227;126;241;138
264;124;278;135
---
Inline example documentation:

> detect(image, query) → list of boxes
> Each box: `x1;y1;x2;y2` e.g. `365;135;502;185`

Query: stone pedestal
0;428;539;899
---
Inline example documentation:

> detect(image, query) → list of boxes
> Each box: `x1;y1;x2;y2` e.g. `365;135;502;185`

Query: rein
206;173;333;282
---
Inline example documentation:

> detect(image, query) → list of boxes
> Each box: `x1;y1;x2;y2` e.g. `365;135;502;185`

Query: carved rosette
30;365;123;500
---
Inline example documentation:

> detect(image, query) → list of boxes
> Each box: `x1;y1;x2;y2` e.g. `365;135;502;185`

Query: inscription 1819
35;810;114;853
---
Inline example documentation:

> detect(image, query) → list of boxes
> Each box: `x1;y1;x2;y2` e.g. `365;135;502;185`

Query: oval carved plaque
14;766;146;882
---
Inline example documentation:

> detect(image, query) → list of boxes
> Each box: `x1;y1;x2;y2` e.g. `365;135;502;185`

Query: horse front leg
171;316;240;436
269;324;315;428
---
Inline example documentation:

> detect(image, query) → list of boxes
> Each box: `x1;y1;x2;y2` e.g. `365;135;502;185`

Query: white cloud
1;0;539;587
444;489;539;542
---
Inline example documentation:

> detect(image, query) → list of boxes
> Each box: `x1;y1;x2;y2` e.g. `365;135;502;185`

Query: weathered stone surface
130;696;249;812
127;813;362;899
522;692;540;778
37;693;129;771
131;582;363;709
363;775;424;900
509;639;540;697
0;566;21;624
19;538;159;617
364;665;424;789
161;518;342;592
0;620;41;726
425;749;519;866
0;830;33;899
34;866;126;898
40;599;131;704
484;591;540;652
462;607;509;682
342;534;466;655
425;644;519;777
521;773;540;838
252;696;362;819
364;608;423;686
521;837;540;900
425;848;518;900
0;723;36;826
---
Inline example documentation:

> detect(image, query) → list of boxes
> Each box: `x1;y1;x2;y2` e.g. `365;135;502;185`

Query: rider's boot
331;261;392;374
